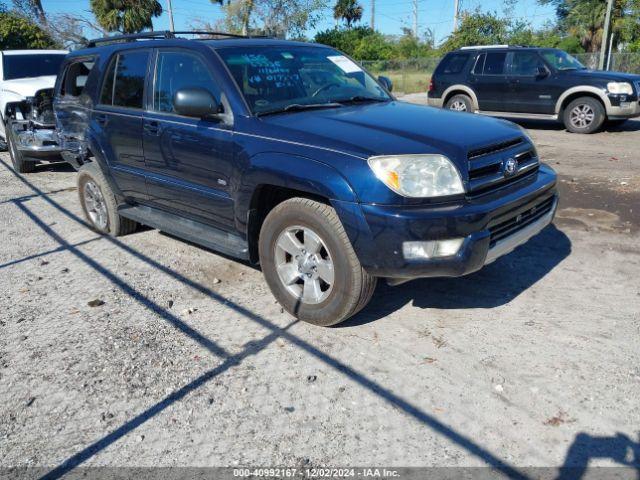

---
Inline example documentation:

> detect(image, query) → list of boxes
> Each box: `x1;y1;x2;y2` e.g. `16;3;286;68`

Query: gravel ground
0;114;639;478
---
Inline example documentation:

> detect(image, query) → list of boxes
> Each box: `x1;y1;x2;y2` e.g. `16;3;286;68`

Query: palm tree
90;0;162;34
333;0;363;28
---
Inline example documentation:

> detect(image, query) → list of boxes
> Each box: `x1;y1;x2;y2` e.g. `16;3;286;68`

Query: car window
437;53;469;75
2;54;66;80
482;52;507;75
100;56;117;105
217;46;390;115
540;50;585;71
472;53;485;74
510;52;545;76
60;60;95;97
153;51;220;114
112;51;149;109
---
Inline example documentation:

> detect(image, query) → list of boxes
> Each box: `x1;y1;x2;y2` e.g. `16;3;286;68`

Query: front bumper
10;122;61;158
336;165;557;281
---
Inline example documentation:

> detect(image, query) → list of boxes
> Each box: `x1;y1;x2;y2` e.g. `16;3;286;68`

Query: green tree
213;0;254;36
333;0;363;28
90;0;162;34
0;9;57;48
440;10;509;51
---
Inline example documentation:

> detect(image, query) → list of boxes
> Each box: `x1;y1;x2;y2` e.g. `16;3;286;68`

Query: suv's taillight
428;78;435;93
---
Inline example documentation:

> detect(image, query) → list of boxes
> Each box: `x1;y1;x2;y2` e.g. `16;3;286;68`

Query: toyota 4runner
54;32;558;326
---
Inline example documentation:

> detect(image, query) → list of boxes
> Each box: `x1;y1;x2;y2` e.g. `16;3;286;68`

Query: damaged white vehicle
1;49;68;172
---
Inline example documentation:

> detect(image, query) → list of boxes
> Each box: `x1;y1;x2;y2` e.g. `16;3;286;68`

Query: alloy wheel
450;100;467;111
569;104;595;129
83;180;108;230
274;225;334;305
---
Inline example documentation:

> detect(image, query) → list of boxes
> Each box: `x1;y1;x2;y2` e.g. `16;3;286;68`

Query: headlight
607;81;633;95
368;154;464;198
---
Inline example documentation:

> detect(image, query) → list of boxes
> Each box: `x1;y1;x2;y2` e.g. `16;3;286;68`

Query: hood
563;69;640;83
1;75;57;98
258;101;526;162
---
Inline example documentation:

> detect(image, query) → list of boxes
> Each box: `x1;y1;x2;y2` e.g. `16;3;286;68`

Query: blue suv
54;32;558;326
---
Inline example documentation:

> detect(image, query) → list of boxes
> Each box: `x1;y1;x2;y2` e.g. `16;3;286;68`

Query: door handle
144;120;161;135
95;113;108;126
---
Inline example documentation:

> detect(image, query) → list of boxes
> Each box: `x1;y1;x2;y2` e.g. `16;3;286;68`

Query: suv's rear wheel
445;94;473;113
259;198;377;326
6;123;36;173
563;97;605;134
77;162;138;236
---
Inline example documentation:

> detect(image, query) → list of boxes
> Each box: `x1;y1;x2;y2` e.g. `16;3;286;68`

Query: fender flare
554;86;611;115
441;85;480;111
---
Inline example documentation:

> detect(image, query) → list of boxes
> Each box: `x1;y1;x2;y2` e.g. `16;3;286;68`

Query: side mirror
536;66;549;78
378;75;393;92
173;87;220;119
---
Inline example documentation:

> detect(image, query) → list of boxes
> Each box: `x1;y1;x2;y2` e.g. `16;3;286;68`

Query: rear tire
6;123;36;173
445;94;473;113
259;197;377;326
77;162;138;236
562;97;605;134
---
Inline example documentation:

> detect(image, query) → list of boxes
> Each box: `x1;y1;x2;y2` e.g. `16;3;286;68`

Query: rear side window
436;53;469;75
482;52;507;75
100;51;149;108
60;59;95;97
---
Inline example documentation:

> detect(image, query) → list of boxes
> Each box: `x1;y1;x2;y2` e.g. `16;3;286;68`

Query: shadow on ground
346;224;571;326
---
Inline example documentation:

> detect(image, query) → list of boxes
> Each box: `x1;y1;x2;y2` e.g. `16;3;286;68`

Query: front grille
467;137;539;197
489;196;555;245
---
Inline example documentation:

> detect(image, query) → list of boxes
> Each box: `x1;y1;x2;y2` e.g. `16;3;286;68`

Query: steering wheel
312;83;341;98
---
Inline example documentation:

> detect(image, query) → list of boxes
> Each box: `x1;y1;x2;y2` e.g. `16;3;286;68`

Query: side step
118;204;249;260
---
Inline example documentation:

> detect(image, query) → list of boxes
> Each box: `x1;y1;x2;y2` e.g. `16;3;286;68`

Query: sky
41;0;558;45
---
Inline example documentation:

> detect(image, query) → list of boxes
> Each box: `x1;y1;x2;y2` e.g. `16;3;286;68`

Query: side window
100;56;117;105
113;51;149;109
482;52;507;75
153;51;220;114
60;59;95;97
472;53;485;74
510;52;545;76
438;53;469;74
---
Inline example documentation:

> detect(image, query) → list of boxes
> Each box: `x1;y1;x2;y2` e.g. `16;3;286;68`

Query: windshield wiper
335;95;390;105
257;102;342;117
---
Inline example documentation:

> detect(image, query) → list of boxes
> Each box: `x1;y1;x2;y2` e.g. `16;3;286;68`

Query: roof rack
85;30;263;48
460;44;510;50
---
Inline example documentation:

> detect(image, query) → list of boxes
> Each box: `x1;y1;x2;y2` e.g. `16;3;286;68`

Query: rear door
142;48;236;229
93;49;151;201
469;51;509;111
506;51;554;114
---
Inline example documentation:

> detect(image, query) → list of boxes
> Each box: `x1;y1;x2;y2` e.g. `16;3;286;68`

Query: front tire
562;97;605;134
259;198;377;326
6;123;36;173
445;94;473;113
77;162;137;236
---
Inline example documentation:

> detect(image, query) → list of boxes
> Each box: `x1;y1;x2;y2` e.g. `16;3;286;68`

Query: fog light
402;238;464;260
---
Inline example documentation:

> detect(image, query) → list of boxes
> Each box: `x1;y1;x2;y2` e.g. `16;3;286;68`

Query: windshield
2;54;66;80
540;50;585;71
217;46;391;115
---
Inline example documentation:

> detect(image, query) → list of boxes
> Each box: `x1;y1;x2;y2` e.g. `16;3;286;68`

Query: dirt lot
1;114;639;477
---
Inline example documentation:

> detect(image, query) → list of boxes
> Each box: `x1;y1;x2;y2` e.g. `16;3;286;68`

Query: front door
93;49;151;202
142;49;236;230
469;51;509;112
506;51;555;114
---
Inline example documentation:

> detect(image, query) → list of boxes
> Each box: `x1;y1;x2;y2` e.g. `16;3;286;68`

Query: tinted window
61;60;95;97
437;53;469;74
473;53;485;74
483;52;507;75
154;51;219;114
100;56;117;105
2;54;66;80
510;52;545;76
541;50;585;71
112;51;149;109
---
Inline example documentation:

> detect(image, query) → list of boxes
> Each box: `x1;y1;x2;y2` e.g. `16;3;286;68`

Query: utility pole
371;0;375;30
167;0;175;32
453;0;460;31
413;0;418;38
598;0;614;70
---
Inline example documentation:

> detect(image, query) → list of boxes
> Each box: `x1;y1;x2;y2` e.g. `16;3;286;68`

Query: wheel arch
442;85;479;111
555;87;610;116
